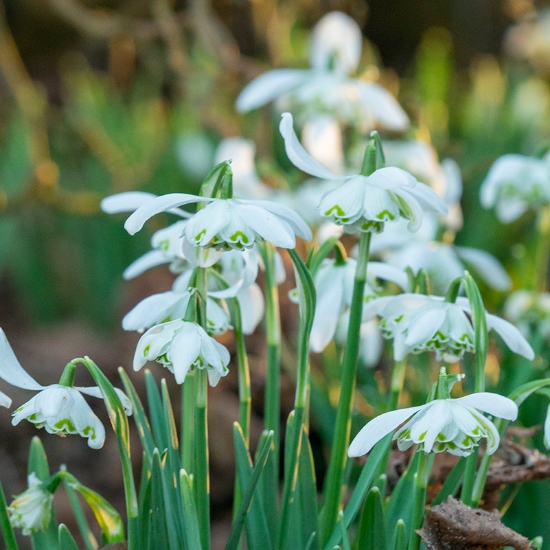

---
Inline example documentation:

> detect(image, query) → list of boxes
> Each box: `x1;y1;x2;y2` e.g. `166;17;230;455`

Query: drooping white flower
309;259;408;352
369;217;511;293
480;154;550;223
0;329;131;449
12;385;106;449
363;294;534;362
504;289;550;339
9;473;53;535
122;192;311;251
134;320;230;386
349;391;518;457
236;12;409;132
279;113;448;233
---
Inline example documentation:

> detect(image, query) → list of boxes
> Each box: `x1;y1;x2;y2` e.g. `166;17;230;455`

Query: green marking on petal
418;431;427;441
195;229;207;242
229;231;249;244
54;418;76;432
376;209;396;221
158;239;170;251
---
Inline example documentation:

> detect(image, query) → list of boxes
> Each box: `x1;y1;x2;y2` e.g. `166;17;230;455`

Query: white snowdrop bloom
210;250;265;335
480;154;550;223
504;289;550;339
301;115;345;173
12;385;107;449
308;259;407;352
0;330;130;449
335;316;384;368
122;192;311;251
134;320;230;386
369;217;511;293
236;12;409;131
363;294;534;362
280;113;448;234
348;391;518;457
9;473;53;535
214;138;273;200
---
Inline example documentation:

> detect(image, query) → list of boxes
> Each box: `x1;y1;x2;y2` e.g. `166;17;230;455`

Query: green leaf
390;520;407;550
200;160;232;198
509;378;550;406
0;479;19;550
148;451;169;550
58;524;79;550
61;476;97;550
431;458;466;506
323;438;389;550
231;424;273;550
179;471;202;550
65;476;125;543
119;368;156;460
146;371;169;453
354;487;386;550
225;427;273;550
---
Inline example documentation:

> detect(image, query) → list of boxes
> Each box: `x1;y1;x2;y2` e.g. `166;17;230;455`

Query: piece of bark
418;496;534;550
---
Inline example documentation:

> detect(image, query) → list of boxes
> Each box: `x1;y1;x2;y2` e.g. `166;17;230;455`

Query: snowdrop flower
12;386;106;449
480;154;550;223
236;12;409;132
309;259;407;352
0;329;130;449
134;320;230;386
370;218;511;293
505;289;550;339
9;473;53;535
363;294;534;362
122;191;311;251
280;113;448;233
349;391;518;457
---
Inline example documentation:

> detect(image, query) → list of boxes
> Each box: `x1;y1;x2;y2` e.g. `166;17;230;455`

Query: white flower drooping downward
363;294;534;363
9;473;53;535
279;113;448;234
236;11;409;132
134;320;230;386
0;329;131;449
349;389;518;457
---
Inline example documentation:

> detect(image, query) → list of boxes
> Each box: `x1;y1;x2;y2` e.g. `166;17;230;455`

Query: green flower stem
58;362;76;387
320;232;371;546
531;205;550;292
470;417;505;508
230;299;251;445
460;447;479;506
181;372;195;473
409;452;431;550
263;243;281;446
194;368;210;550
194;266;211;550
388;360;407;410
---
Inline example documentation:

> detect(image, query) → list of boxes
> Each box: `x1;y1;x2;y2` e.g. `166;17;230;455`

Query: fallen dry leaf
418;496;533;550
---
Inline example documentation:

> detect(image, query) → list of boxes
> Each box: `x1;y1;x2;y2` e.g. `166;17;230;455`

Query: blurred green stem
409;452;430;550
532;206;550;292
320;232;371;545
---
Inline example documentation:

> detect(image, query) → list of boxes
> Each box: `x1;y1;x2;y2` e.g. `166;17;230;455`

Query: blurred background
1;0;550;547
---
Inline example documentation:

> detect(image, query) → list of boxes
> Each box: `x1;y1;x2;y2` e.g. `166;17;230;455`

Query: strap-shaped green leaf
57;524;79;550
179;471;202;550
0;479;19;550
355;487;386;550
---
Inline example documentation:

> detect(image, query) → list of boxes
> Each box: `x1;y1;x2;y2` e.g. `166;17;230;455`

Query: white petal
0;330;43;391
416;401;452;453
362;186;400;222
170;325;201;384
181;238;223;267
544;404;550;449
78;387;132;416
0;390;11;408
124;193;204;235
122;292;188;331
279;113;345;180
238;199;313;242
469;408;501;454
367;262;408;290
236;69;310;112
352;81;409;131
123;250;170;280
348;405;423;457
237;204;296;248
318;177;366;223
184;201;230;247
236;284;265;335
310;12;362;74
485;313;535;359
456;393;518;421
67;389;106;449
101;192;158;213
404;305;448;347
367;167;417;190
408;182;449;216
455;246;511;291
